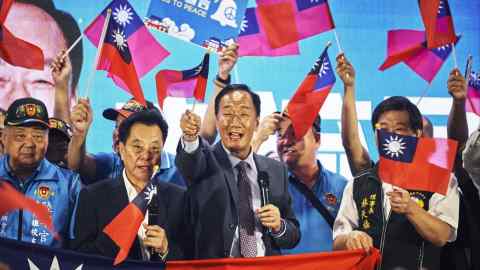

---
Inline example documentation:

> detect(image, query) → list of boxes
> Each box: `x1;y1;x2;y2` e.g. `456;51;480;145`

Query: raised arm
67;98;97;181
337;54;371;175
251;112;283;153
50;50;72;122
447;68;468;151
200;44;238;144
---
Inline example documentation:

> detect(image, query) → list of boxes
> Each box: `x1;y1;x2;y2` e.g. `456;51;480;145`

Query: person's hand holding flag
218;43;239;82
336;53;355;87
447;68;467;102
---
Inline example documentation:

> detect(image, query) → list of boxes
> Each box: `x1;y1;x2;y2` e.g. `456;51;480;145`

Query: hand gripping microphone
258;171;271;233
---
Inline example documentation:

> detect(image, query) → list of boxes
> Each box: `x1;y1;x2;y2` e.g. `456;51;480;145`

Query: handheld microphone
148;190;160;257
258;171;271;233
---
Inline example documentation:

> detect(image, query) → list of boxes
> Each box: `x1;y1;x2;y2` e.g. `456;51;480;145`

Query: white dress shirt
333;174;460;242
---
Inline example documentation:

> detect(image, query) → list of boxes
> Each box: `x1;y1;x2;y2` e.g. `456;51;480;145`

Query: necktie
236;161;257;257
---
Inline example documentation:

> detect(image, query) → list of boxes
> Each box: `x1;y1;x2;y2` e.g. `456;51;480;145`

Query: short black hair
214;84;261;117
118;111;169;144
371;96;423;132
17;0;83;94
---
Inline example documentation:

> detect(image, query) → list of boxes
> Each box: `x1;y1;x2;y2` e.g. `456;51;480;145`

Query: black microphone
258;171;271;233
148;190;160;258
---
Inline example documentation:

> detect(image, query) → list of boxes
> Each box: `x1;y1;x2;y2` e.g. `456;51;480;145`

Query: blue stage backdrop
49;0;480;178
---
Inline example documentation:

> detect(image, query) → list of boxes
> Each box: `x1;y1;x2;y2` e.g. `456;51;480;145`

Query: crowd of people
0;1;479;270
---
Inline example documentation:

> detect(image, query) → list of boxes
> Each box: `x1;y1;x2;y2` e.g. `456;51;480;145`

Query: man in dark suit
176;84;300;259
71;111;190;261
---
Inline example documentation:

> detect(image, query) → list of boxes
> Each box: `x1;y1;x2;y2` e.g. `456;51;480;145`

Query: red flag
378;30;425;71
286;45;335;141
155;53;209;108
103;182;156;265
377;130;457;195
418;0;456;48
0;0;44;70
0;182;54;233
256;2;299;49
84;0;170;105
168;249;381;270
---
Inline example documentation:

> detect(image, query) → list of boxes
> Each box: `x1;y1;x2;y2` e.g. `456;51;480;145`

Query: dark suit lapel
155;184;169;229
213;142;239;209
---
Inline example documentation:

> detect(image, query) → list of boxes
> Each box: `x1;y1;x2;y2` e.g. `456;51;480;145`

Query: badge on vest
409;191;427;209
324;192;338;205
35;185;54;200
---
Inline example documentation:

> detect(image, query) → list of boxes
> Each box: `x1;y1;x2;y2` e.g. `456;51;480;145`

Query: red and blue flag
103;182;157;265
257;0;335;41
286;45;335;140
155;53;210;108
466;71;480;116
84;0;170;105
418;0;456;48
377;129;457;195
237;6;299;57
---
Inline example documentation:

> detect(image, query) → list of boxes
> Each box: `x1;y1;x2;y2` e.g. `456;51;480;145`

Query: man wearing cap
67;98;184;186
0;97;81;247
251;113;347;253
46;118;72;168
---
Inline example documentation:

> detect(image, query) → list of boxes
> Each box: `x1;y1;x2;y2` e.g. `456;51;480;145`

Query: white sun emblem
112;28;128;51
313;58;329;76
113;4;133;26
240;19;248;33
383;135;407;158
28;256;83;270
437;0;445;14
144;184;157;204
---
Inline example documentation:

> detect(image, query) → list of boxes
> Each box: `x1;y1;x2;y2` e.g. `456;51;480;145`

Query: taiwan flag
286;45;335;141
84;0;170;105
0;0;44;70
155;53;210;108
419;0;456;48
237;7;299;57
103;182;157;265
404;37;460;83
466;71;480;116
257;0;335;41
377;130;457;195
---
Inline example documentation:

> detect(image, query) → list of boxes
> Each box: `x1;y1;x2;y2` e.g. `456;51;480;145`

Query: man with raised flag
84;0;170;104
334;92;460;269
72;110;190;264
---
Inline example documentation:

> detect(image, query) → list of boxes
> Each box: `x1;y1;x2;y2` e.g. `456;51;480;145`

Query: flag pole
333;29;343;54
65;34;83;55
84;9;112;99
416;82;432;107
451;42;458;69
191;98;197;113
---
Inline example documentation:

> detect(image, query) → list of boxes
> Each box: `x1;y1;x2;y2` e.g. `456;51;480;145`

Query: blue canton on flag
296;0;327;11
469;71;480;90
437;0;451;18
311;49;336;90
377;130;418;163
239;8;259;36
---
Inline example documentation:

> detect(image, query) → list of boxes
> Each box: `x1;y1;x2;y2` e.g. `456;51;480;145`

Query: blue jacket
283;161;347;254
0;155;82;248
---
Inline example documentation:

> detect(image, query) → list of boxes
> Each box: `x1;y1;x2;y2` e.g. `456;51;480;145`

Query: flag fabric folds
466;71;480;116
0;0;44;70
257;0;335;41
84;0;170;105
0;236;380;269
418;0;456;48
103;182;157;265
155;53;210;108
379;29;459;83
286;45;335;141
237;6;299;57
0;182;54;233
377;129;457;195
